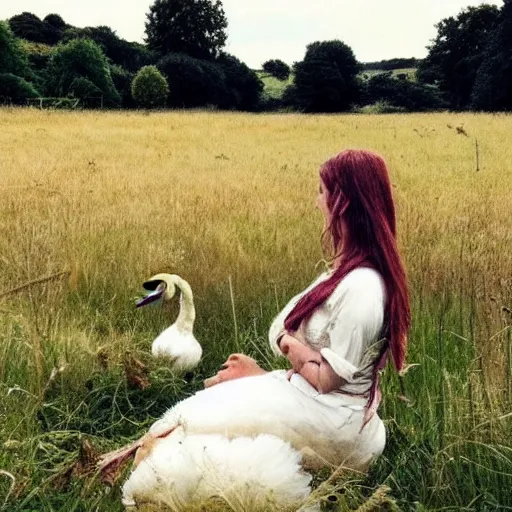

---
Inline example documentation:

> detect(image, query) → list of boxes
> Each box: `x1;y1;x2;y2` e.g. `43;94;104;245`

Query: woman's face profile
316;178;330;227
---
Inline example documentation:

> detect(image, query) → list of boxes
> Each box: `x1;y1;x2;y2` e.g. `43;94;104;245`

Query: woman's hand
204;354;267;388
278;334;322;373
279;334;343;393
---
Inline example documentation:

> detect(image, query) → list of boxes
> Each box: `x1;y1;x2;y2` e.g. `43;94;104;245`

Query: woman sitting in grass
207;147;411;445
100;149;411;510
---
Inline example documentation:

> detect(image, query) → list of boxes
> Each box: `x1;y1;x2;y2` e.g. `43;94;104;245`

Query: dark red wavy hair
284;149;410;372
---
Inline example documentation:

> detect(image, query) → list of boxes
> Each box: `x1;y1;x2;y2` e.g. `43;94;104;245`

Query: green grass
257;71;293;99
360;68;418;80
2;288;511;510
1;110;511;511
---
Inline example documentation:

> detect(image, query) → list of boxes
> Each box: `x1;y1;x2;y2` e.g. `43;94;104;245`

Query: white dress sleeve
319;268;386;383
268;273;331;356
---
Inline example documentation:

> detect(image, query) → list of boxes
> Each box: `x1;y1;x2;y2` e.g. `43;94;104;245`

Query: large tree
417;4;501;110
9;12;61;45
45;38;121;105
217;52;263;110
0;21;31;77
286;40;361;113
0;21;40;101
145;0;228;59
472;1;512;111
62;26;158;72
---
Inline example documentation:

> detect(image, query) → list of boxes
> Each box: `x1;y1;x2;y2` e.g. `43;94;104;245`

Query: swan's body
138;274;202;371
122;432;312;511
120;371;385;511
151;324;202;371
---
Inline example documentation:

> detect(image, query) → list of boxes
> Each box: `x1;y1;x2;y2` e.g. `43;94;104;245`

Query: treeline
362;58;420;71
1;0;512;113
0;1;262;110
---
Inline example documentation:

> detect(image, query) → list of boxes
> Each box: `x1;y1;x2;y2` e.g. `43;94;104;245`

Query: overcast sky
0;1;501;67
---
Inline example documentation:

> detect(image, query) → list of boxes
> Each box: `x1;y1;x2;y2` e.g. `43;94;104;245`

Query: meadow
0;109;511;511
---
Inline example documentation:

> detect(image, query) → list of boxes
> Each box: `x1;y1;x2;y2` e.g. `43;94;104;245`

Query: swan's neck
172;277;195;332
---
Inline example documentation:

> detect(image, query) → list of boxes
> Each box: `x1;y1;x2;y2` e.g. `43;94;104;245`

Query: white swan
136;274;202;372
104;370;385;511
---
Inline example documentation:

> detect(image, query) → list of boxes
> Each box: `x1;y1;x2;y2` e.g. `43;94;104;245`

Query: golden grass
1;108;512;511
0;108;511;383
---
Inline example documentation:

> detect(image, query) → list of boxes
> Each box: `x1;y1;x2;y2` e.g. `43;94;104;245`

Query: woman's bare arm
278;334;343;393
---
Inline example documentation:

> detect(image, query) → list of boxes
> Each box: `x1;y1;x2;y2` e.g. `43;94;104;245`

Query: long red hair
284;149;410;372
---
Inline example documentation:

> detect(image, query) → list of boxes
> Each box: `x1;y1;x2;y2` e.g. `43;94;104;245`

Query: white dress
121;267;388;509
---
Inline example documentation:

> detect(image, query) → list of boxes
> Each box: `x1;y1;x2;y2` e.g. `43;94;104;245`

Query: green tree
145;0;228;59
43;14;67;32
262;59;290;81
9;12;60;45
286;40;361;112
0;20;31;77
157;53;228;107
62;26;158;72
69;77;102;99
131;65;169;108
45;38;121;105
111;64;135;107
217;52;263;110
363;72;447;112
472;1;512;111
0;73;40;103
21;40;53;72
417;4;500;110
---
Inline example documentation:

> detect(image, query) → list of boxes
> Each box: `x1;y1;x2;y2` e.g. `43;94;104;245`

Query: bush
0;73;40;104
25;96;80;109
111;64;135;107
262;59;290;80
69;77;102;99
131;65;169;108
358;100;407;114
216;52;263;110
363;58;420;71
45;38;121;106
20;40;53;72
157;53;227;108
363;72;447;111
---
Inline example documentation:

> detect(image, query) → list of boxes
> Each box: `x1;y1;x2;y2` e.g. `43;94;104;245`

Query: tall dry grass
0;109;511;511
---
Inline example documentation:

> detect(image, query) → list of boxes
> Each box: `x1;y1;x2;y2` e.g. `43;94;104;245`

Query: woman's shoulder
327;267;386;307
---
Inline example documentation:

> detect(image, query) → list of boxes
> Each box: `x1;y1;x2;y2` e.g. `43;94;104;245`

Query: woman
101;149;410;508
208;148;410;437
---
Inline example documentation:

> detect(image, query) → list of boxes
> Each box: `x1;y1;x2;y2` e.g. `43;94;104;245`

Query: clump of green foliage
131;65;169;108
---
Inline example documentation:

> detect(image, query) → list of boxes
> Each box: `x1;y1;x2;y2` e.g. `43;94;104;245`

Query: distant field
0;109;511;511
257;70;294;99
361;67;417;80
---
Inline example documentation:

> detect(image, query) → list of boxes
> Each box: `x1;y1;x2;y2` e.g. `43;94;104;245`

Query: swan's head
136;273;178;308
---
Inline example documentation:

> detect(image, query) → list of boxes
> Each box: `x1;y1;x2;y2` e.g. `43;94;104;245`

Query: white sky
0;1;501;68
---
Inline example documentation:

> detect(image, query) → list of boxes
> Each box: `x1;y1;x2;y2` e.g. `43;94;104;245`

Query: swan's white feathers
151;324;202;371
122;432;312;511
